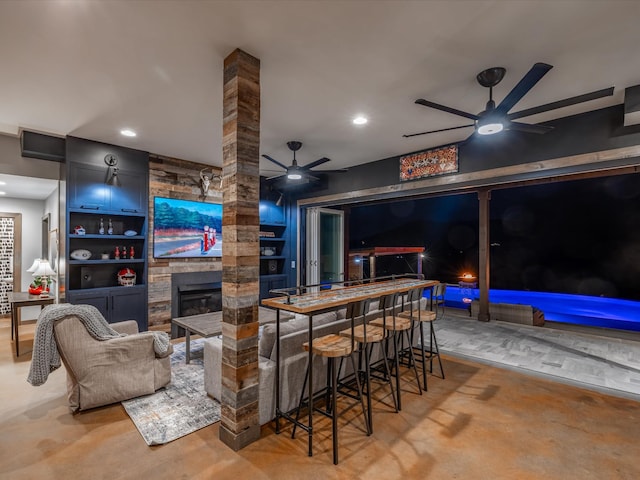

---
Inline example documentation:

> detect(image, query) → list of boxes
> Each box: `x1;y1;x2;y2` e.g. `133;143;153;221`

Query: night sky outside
349;173;640;301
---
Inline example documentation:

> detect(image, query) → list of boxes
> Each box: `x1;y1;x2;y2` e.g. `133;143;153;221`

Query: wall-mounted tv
153;197;222;258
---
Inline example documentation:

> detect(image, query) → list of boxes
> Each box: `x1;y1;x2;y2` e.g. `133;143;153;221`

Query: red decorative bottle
129;246;135;259
115;246;120;259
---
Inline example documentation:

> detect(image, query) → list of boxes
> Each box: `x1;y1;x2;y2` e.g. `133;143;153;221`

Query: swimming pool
442;286;640;332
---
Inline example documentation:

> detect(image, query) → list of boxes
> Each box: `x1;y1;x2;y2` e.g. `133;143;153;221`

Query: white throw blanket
27;304;170;386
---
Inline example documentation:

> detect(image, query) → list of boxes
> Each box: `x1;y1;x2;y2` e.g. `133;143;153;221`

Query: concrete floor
1;314;639;480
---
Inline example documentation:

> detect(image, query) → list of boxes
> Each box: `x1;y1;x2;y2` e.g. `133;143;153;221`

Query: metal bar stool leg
419;321;428;391
430;321;445;379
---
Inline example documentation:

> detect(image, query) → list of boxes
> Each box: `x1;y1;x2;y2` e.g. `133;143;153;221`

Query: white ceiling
0;173;58;200
1;1;640;178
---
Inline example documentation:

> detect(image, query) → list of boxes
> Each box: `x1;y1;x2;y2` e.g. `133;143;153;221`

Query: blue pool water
442;286;640;332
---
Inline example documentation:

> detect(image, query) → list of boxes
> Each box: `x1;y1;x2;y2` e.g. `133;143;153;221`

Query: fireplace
171;271;222;338
178;283;222;317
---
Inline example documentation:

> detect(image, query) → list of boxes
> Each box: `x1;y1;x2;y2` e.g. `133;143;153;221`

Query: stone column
220;48;261;450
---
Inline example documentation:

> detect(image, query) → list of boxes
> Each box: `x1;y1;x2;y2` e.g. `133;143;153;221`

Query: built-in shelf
69;234;145;240
68;259;146;265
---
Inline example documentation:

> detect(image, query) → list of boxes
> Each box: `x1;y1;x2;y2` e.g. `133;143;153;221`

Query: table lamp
31;259;56;298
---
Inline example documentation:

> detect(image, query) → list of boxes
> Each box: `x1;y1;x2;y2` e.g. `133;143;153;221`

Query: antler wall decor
199;168;222;198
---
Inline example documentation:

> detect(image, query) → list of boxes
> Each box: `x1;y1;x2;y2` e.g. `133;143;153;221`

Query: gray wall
0;133;62;180
295;105;640;203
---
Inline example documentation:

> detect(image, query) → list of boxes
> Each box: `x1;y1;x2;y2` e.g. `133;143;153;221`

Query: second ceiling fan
404;62;614;140
262;141;347;183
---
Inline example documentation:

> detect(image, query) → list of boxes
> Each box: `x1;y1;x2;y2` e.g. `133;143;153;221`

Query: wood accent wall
147;154;222;327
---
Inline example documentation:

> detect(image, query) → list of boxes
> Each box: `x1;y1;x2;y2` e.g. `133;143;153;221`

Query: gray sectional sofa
203;297;427;425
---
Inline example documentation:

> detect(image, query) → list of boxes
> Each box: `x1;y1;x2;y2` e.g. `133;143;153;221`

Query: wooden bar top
261;278;439;315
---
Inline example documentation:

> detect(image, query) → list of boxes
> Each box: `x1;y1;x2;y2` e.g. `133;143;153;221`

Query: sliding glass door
305;207;344;288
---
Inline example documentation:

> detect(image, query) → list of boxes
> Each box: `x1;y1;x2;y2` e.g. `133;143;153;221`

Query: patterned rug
122;339;221;445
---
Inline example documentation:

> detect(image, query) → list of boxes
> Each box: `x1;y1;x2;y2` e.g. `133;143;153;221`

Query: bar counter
262;277;439;456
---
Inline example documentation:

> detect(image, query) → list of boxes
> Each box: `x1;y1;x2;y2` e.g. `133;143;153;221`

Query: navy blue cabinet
68;162;146;213
65;136;149;331
67;286;147;331
66;135;147;214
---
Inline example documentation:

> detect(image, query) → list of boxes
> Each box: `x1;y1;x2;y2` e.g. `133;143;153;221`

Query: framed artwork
399;144;458;182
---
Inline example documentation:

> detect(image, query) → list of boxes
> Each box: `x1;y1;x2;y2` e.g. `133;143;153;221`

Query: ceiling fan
404;63;614;140
262;141;347;182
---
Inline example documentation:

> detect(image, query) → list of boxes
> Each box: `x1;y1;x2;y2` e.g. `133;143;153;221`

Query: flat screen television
153;197;222;258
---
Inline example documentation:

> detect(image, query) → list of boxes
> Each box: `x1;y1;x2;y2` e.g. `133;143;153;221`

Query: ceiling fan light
287;173;302;180
477;121;504;135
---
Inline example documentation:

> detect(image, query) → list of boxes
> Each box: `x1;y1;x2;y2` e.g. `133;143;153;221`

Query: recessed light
352;116;368;125
0;191;6;195
0;181;5;185
120;129;137;137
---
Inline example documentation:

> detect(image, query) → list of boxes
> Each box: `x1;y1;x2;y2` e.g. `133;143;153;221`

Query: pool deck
436;307;640;400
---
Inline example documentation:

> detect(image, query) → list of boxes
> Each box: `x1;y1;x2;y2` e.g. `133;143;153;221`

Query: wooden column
477;189;491;322
219;48;261;450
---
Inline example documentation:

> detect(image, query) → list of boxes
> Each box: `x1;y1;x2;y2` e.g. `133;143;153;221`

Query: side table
8;292;55;357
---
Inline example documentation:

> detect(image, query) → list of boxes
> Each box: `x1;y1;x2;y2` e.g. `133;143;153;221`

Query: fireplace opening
178;282;222;317
171;271;223;339
179;283;222;317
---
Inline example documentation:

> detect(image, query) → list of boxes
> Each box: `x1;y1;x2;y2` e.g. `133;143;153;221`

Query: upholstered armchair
52;315;172;412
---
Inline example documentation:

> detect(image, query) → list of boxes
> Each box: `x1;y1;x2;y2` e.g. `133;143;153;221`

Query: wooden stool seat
370;316;412;331
339;324;385;343
397;309;437;322
303;334;353;358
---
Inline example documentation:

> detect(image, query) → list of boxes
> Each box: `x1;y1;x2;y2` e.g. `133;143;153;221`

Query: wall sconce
104;154;121;187
275;192;284;207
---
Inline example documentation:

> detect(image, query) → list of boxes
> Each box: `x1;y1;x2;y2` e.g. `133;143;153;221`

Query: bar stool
292;312;369;464
370;292;422;411
339;298;397;434
398;285;445;389
433;282;447;319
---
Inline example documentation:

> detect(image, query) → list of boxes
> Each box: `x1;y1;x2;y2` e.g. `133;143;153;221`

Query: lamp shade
32;259;56;277
26;258;43;273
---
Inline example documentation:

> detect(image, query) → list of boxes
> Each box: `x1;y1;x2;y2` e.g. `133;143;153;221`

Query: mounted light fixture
275;192;284;207
104;154;121;187
476;117;504;135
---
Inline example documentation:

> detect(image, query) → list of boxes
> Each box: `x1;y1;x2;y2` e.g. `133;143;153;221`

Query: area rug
122;338;221;445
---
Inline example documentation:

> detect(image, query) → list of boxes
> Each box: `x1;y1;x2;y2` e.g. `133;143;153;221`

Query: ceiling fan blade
495;63;553;115
507;87;615;120
261;154;289;170
302;157;331;170
415;99;479;120
508;121;554;134
403;123;475;138
266;173;287;181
